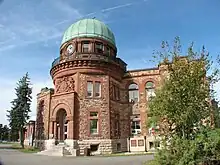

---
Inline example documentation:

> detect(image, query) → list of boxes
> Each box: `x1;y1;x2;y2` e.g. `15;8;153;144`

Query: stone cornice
52;91;75;97
123;69;160;78
50;59;125;81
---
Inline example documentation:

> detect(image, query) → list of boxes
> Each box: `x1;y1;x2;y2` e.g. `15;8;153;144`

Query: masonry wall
36;88;53;140
109;77;131;136
123;68;162;136
77;73;110;140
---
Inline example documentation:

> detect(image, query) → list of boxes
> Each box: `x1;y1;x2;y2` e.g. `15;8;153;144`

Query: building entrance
55;109;68;142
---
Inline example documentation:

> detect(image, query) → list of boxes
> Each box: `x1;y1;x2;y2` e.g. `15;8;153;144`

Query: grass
100;152;154;157
0;141;16;144
143;160;159;165
11;143;40;153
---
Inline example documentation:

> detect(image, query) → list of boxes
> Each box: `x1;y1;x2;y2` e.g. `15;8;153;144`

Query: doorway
55;109;68;142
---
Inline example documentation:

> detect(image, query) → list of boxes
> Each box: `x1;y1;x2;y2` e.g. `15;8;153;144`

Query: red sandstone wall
123;68;162;136
36;89;53;139
77;73;110;140
109;77;131;139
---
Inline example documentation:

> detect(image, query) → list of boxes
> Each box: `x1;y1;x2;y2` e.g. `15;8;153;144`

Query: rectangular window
90;112;98;135
106;46;111;56
87;81;93;97
131;120;141;135
90;119;98;134
82;41;90;52
129;91;139;103
146;88;156;101
95;42;103;53
94;81;101;97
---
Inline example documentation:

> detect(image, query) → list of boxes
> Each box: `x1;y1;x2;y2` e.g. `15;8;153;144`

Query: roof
61;18;116;46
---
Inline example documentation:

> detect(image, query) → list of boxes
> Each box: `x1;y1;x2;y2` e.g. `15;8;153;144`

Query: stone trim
51;103;72;118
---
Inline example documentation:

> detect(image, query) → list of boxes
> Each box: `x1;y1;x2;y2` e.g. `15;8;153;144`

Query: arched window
145;81;156;101
82;41;90;52
128;83;139;103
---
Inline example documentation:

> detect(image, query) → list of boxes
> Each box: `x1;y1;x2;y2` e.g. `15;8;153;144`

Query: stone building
25;18;169;155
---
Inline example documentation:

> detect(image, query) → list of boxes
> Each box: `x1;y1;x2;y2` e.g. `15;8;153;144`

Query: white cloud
0;0;83;52
0;0;151;53
0;78;53;125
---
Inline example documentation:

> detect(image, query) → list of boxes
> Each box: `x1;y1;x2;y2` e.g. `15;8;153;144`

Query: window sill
85;97;102;99
89;133;100;137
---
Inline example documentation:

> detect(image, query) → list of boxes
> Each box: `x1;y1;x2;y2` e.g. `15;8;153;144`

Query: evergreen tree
1;125;9;141
0;124;11;141
0;124;2;141
7;73;32;148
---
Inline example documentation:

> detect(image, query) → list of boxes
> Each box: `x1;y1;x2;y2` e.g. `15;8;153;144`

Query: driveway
0;149;153;165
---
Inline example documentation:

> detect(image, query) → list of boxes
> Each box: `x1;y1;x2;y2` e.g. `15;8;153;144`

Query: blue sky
0;0;220;124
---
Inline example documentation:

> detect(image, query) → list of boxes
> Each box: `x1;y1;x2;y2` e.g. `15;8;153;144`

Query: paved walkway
0;143;14;149
0;149;153;165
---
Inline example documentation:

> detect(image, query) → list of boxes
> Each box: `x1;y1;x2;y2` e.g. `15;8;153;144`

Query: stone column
53;121;57;139
49;121;54;139
68;120;74;139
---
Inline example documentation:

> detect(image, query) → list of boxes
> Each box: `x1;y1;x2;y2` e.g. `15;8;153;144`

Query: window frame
86;80;102;98
128;83;139;103
95;42;104;53
89;111;99;136
87;81;93;98
145;81;155;101
94;81;101;98
82;41;90;53
131;120;141;135
106;46;111;56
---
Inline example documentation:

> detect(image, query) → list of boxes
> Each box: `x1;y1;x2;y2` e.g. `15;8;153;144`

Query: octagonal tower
39;18;131;154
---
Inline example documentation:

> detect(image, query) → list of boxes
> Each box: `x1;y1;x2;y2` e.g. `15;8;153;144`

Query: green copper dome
61;18;116;46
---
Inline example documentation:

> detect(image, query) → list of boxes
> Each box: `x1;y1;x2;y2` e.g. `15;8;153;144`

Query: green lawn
11;143;40;153
100;152;154;157
0;141;15;144
143;160;158;165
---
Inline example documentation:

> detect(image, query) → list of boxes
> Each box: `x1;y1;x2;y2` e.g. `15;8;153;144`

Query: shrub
147;129;220;165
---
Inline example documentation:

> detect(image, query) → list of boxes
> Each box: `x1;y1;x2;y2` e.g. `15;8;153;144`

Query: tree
212;100;220;128
0;124;10;141
146;37;220;165
148;37;219;140
7;108;20;141
0;124;2;141
7;73;32;148
1;125;9;141
35;100;45;150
